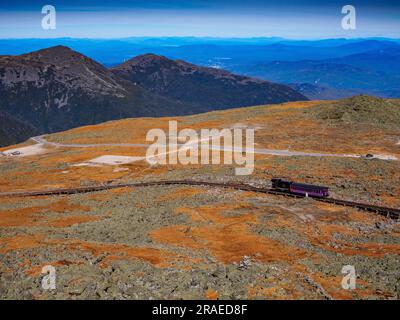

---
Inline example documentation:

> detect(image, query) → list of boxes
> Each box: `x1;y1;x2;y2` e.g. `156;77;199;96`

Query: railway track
0;180;399;220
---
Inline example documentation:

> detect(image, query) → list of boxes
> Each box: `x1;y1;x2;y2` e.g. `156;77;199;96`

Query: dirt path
30;135;398;161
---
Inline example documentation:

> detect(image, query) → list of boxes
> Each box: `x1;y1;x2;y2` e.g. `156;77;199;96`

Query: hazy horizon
1;36;400;41
1;0;399;39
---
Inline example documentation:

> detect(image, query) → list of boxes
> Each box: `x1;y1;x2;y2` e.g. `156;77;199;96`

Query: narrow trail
30;135;392;160
31;136;149;148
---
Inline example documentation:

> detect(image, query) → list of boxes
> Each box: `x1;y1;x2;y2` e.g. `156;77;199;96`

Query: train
271;178;329;198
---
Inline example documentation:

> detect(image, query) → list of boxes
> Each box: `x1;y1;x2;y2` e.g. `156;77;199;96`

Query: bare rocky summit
112;53;307;110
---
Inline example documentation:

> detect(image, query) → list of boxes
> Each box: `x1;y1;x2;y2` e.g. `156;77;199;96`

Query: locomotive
271;178;329;198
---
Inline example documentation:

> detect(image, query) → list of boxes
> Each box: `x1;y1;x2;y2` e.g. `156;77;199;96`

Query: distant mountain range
238;59;400;99
287;83;361;101
1;38;399;65
1;38;398;100
232;45;400;99
0;46;306;146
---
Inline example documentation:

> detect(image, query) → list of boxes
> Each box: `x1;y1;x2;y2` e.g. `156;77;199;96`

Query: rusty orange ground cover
0;100;399;299
151;203;308;264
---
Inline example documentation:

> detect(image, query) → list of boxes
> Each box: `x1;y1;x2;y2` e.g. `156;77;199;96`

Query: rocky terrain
0;97;399;300
0;46;307;146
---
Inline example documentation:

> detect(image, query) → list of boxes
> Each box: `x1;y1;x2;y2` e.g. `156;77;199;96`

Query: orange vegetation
1;100;399;200
0;199;92;228
248;284;301;300
151;203;308;264
67;240;174;268
265;205;400;258
0;233;181;270
25;259;81;277
0;234;47;253
205;289;219;300
291;264;376;300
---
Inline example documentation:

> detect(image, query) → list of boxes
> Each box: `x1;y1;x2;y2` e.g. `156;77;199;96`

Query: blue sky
0;0;399;39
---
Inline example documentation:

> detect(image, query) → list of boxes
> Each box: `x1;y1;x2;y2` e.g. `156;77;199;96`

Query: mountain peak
43;45;72;52
115;53;230;78
111;53;307;109
23;45;75;57
21;45;95;66
136;53;170;60
1;45;126;106
118;53;173;69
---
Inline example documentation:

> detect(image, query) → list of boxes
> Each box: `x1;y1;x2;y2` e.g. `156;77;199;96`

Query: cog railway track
0;180;399;220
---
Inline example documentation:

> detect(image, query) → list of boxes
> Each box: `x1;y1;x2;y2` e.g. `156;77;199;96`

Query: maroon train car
271;178;329;198
290;182;329;197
